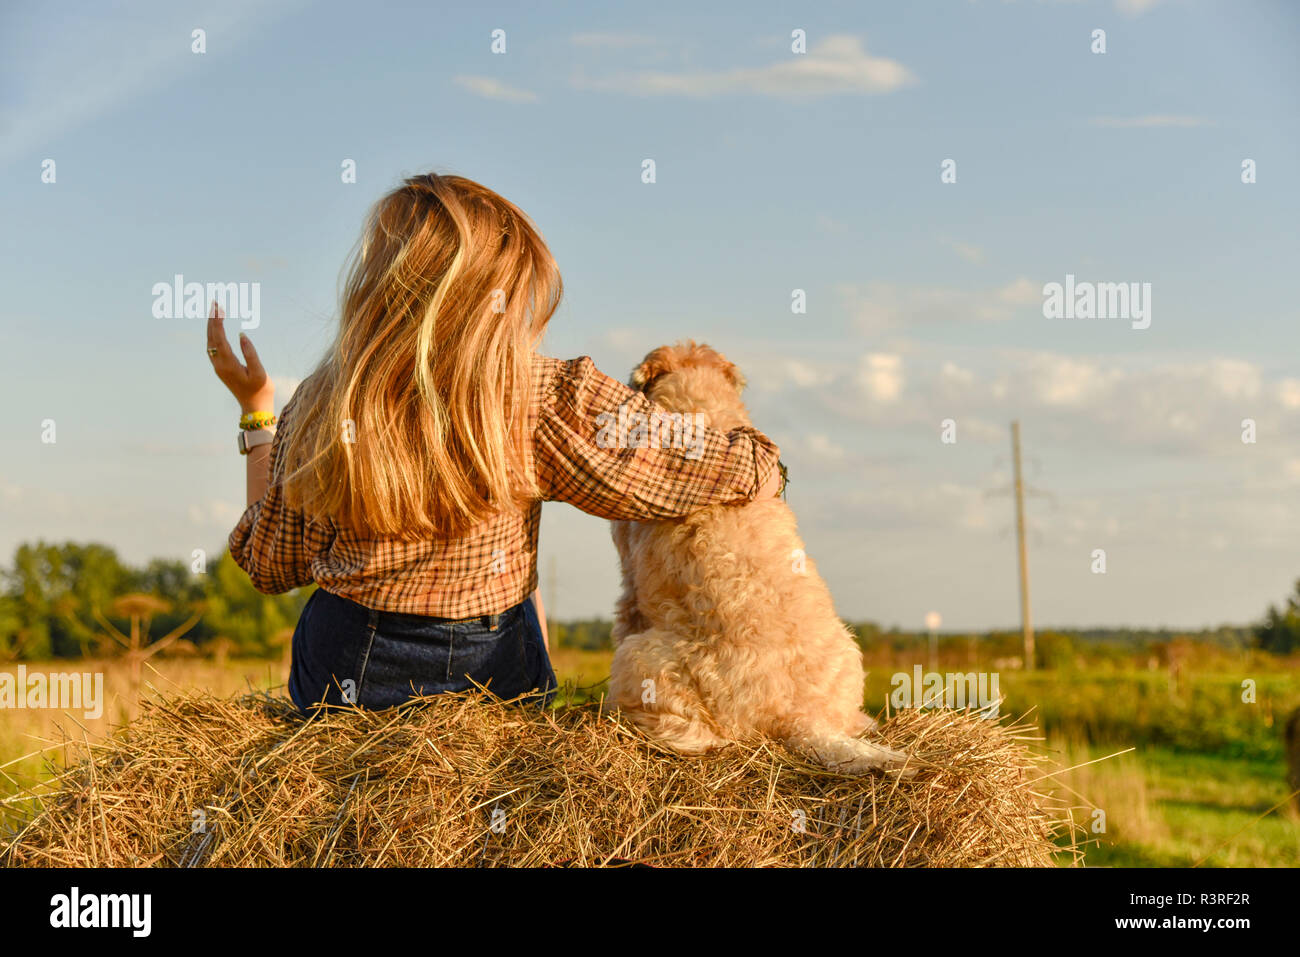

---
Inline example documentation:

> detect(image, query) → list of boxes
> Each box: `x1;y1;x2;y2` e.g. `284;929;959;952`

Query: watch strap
238;428;275;455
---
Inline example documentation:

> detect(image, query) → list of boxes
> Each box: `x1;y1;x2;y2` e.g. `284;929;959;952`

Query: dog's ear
694;343;746;392
715;352;746;392
629;345;678;392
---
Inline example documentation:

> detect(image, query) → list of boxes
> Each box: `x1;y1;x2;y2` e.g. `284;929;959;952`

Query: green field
1063;746;1300;867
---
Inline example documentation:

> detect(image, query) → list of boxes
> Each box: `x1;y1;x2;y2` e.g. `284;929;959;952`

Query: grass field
3;650;1297;866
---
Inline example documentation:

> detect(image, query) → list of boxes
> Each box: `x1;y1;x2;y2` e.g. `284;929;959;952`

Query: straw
1;689;1079;867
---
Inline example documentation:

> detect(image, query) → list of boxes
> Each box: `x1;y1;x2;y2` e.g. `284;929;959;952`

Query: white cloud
1276;379;1300;409
0;481;23;506
940;361;976;387
1020;354;1122;407
1206;359;1261;400
572;35;914;98
272;375;302;404
857;353;903;402
1089;115;1211;128
840;277;1041;332
453;75;538;103
1115;0;1167;16
956;417;1007;444
997;277;1041;306
599;327;653;358
833;480;993;534
783;359;832;388
188;499;245;527
734;354;838;394
805;433;848;465
757;337;1297;465
945;240;985;264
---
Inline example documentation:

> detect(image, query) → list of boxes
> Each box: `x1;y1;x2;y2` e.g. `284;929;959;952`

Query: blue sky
2;0;1298;629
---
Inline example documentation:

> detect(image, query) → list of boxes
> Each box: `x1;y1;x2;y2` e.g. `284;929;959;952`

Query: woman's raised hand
207;301;274;413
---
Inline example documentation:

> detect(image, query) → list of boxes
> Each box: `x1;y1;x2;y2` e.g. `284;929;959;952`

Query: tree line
0;541;306;661
1;541;1297;661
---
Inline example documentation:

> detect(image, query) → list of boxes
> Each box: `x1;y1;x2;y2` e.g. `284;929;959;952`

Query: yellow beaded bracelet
239;410;277;431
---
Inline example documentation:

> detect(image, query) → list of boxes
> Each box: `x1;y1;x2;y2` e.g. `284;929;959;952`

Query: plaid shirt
229;353;780;619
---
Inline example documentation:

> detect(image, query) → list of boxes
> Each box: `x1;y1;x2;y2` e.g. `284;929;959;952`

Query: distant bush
864;667;1300;763
1256;579;1300;655
552;618;613;650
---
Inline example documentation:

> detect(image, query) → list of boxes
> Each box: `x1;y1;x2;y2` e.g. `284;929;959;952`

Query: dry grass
1;690;1078;867
0;658;284;819
1047;731;1168;853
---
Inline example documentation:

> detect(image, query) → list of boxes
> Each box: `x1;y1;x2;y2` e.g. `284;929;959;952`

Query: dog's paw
836;739;917;779
796;732;918;778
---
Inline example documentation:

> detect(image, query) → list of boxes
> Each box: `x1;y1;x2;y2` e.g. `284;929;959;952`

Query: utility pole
925;611;942;673
1011;421;1035;670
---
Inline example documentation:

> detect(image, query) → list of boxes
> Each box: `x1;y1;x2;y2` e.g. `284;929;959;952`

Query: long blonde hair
281;173;562;539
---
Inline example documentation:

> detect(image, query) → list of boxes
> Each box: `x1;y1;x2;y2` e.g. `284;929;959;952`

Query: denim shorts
288;587;558;713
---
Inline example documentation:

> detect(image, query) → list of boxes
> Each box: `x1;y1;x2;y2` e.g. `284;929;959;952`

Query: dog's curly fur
609;341;912;775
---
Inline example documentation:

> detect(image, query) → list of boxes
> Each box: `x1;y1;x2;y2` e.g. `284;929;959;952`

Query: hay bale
1;691;1076;867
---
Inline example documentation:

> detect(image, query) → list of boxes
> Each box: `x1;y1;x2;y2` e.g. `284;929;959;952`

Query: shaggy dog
608;342;913;775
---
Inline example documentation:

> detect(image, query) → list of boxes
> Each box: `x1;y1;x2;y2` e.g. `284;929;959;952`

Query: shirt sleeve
533;356;781;522
227;393;332;593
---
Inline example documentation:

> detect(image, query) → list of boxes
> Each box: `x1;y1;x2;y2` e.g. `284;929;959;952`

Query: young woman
206;173;782;713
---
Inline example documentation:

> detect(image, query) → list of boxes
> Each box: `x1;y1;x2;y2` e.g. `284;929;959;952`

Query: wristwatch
238;428;275;455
